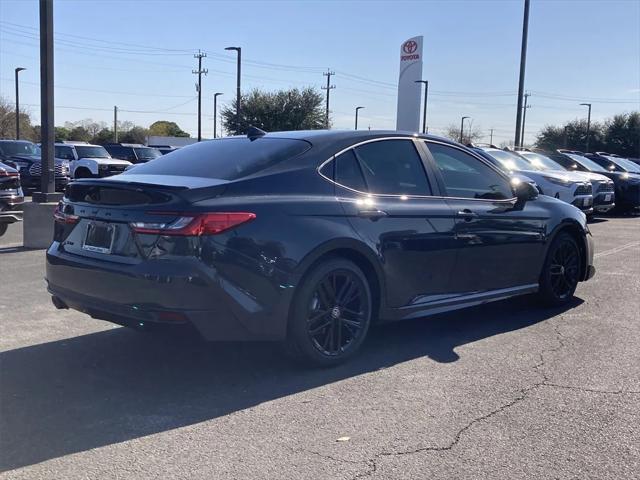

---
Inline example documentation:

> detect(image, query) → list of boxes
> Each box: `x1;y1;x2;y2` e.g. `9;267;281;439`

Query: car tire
74;168;92;179
285;258;372;367
538;232;581;307
0;223;7;237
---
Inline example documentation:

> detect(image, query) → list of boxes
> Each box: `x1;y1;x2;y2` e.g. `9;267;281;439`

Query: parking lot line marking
594;241;640;259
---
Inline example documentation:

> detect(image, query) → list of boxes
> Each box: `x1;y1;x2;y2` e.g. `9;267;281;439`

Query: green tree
0;96;36;141
221;87;325;135
536;118;606;153
68;126;92;142
119;126;148;144
54;127;70;141
92;128;115;145
603;112;640;158
149;120;189;137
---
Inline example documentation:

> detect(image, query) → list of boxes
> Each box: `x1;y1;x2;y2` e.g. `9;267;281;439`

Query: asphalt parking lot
1;215;639;479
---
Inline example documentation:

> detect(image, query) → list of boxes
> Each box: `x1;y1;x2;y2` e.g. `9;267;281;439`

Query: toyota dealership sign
396;36;424;131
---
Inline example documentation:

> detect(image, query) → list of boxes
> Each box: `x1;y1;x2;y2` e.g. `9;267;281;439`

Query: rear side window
126;138;311;180
353;140;431;195
335;150;367;192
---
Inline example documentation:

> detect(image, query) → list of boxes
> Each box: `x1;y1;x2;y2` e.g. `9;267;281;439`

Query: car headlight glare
542;175;571;186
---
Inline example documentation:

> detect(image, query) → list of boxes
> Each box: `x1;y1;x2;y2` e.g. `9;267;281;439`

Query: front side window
427;143;513;200
353;140;431;195
54;146;75;160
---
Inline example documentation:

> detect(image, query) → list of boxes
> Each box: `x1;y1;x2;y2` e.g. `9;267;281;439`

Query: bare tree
0;96;36;140
442;121;484;145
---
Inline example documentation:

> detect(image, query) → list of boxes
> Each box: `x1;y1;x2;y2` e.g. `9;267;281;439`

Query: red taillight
0;170;18;177
130;212;256;236
53;202;79;225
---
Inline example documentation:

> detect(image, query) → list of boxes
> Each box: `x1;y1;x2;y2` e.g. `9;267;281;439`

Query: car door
423;141;547;294
327;138;458;310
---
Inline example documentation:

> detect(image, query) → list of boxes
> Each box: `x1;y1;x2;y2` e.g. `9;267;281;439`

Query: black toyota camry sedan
46;130;595;366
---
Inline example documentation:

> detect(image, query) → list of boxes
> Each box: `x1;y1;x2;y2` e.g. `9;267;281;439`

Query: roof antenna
247;126;267;141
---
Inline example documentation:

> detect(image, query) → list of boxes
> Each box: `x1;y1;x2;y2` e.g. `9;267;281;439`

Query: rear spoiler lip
71;174;229;191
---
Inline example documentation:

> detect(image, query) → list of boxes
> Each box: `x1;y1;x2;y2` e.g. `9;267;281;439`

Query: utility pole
15;67;26;140
514;0;530;149
322;69;335;129
225;47;241;133
113;106;118;142
460;116;470;143
415;80;429;134
34;0;57;202
580;103;592;153
355;106;364;130
193;50;208;142
213;92;223;138
520;92;531;148
489;128;494;145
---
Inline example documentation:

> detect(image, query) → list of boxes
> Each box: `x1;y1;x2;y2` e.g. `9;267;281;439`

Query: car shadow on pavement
0;295;582;472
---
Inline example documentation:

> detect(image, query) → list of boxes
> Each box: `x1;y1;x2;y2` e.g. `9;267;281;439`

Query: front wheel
285;258;372;367
538;232;581;306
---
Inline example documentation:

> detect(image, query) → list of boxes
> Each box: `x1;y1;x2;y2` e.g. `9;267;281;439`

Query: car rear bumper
45;243;296;341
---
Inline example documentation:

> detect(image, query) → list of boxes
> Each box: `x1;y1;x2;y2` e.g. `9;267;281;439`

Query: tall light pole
415;80;429;134
213;92;223;138
520;92;531;148
14;67;26;140
580;103;592;153
355;106;364;130
460;116;470;143
514;0;530;148
225;47;241;133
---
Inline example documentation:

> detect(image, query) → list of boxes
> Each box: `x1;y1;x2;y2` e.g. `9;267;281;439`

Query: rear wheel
538;232;581;306
0;223;7;237
285;258;372;367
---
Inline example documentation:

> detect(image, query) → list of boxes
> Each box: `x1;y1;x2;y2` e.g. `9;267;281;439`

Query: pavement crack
541;383;640;395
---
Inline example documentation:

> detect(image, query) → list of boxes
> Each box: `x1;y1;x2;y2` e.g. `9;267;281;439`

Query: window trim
317;136;437;199
422;139;518;203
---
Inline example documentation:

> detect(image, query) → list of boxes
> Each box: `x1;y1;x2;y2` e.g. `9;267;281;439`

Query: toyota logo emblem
403;40;418;54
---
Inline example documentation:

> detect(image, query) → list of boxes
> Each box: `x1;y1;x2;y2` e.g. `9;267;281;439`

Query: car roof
225;129;461;147
0;139;35;144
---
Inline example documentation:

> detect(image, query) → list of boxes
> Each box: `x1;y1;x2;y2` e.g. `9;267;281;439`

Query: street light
225;46;241;133
415;80;429;134
213;92;223;138
580;103;592;153
355;106;365;130
460;116;470;143
14;67;26;140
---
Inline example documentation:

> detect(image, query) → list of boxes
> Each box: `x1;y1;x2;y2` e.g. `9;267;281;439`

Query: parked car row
0;160;24;237
469;145;640;215
0;140;170;189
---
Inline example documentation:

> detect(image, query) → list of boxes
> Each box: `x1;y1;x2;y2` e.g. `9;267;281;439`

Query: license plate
83;222;115;254
604;194;612;202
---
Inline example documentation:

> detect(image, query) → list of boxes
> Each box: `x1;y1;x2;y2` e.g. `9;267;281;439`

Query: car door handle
456;209;478;221
358;209;388;220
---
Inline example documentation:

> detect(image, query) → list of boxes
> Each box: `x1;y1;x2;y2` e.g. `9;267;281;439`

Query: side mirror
512;179;538;201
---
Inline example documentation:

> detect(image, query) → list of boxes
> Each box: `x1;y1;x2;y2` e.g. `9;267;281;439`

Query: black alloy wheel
286;258;372;366
539;232;581;306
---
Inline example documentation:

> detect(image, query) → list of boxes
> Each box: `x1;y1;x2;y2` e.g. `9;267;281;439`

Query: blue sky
1;0;638;145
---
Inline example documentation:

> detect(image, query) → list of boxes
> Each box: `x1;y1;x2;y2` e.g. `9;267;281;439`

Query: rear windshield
125;137;311;180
